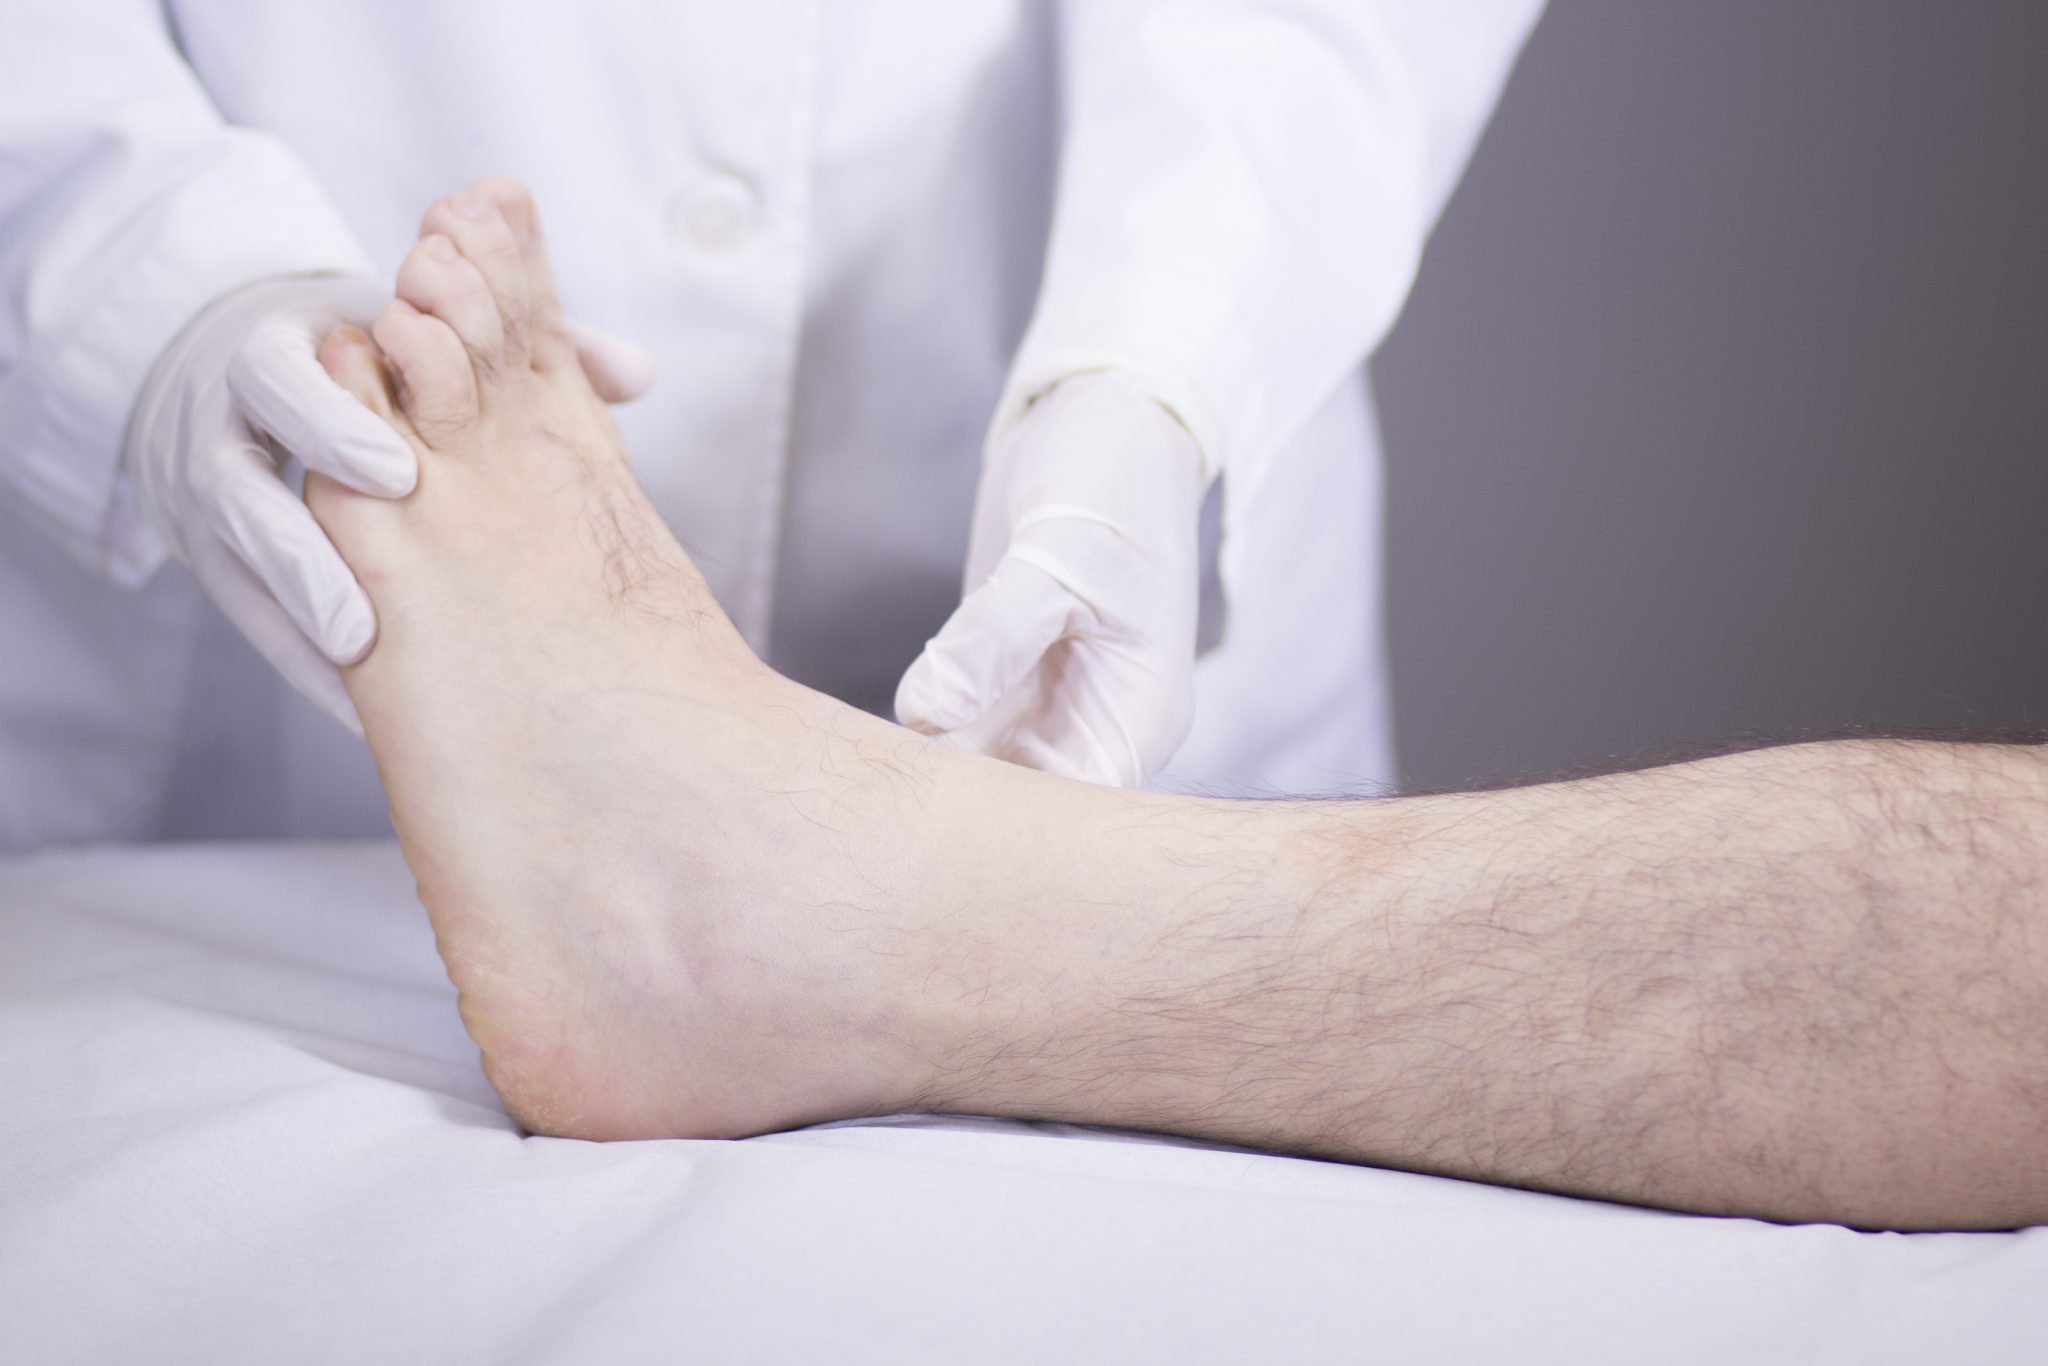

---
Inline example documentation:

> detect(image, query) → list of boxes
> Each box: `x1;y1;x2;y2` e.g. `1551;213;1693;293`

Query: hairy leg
913;739;2048;1231
312;181;2048;1232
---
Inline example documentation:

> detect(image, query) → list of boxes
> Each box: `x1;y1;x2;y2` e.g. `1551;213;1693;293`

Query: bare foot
305;181;1074;1139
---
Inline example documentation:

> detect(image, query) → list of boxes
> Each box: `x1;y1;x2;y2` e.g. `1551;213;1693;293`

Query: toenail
426;235;458;262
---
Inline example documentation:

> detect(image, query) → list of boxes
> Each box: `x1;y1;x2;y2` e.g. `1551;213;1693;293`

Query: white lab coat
0;1;1541;848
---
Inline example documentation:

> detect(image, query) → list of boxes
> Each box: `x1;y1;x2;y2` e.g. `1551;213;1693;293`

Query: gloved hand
895;371;1206;787
123;272;653;733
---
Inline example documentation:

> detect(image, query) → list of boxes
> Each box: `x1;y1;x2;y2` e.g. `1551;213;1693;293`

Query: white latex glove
895;372;1205;787
123;272;653;733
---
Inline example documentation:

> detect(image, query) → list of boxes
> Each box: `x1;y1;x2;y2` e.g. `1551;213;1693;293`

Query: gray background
1374;1;2047;790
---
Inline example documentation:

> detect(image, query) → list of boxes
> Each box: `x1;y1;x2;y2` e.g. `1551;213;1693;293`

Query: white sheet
2;842;2042;1364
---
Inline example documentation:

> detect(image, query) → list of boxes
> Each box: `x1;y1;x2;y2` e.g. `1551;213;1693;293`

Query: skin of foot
305;185;883;1139
303;179;1212;1144
310;180;2048;1232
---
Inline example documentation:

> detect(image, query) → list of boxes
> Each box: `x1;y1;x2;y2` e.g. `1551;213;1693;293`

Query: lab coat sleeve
995;0;1544;501
0;0;375;582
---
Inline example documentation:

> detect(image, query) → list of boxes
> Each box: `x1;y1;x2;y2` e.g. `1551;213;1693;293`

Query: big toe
466;177;574;373
420;186;538;373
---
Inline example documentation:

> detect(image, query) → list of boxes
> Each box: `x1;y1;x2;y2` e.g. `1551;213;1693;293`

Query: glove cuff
983;365;1221;488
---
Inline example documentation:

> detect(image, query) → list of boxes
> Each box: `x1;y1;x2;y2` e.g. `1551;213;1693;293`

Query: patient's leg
310;181;2048;1231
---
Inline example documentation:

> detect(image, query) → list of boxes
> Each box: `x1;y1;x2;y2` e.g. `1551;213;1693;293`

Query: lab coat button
669;175;759;253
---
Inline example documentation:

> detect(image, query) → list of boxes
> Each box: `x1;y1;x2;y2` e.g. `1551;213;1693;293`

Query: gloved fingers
992;643;1154;788
1062;669;1156;787
464;176;575;372
1067;637;1197;786
188;534;365;737
973;631;1193;788
895;556;1082;735
395;233;504;369
999;726;1132;788
564;321;656;403
204;440;378;665
421;188;533;368
228;316;418;497
929;681;1136;787
925;671;1041;759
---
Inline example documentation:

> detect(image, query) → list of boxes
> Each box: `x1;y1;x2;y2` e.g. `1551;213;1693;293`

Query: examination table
2;842;2043;1364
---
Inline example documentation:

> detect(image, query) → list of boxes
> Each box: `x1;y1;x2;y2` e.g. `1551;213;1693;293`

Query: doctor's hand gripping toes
125;179;654;733
895;373;1205;788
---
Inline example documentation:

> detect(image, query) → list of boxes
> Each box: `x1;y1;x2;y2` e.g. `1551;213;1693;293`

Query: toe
371;300;479;448
395;233;505;380
468;177;574;372
317;326;401;422
421;188;532;371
